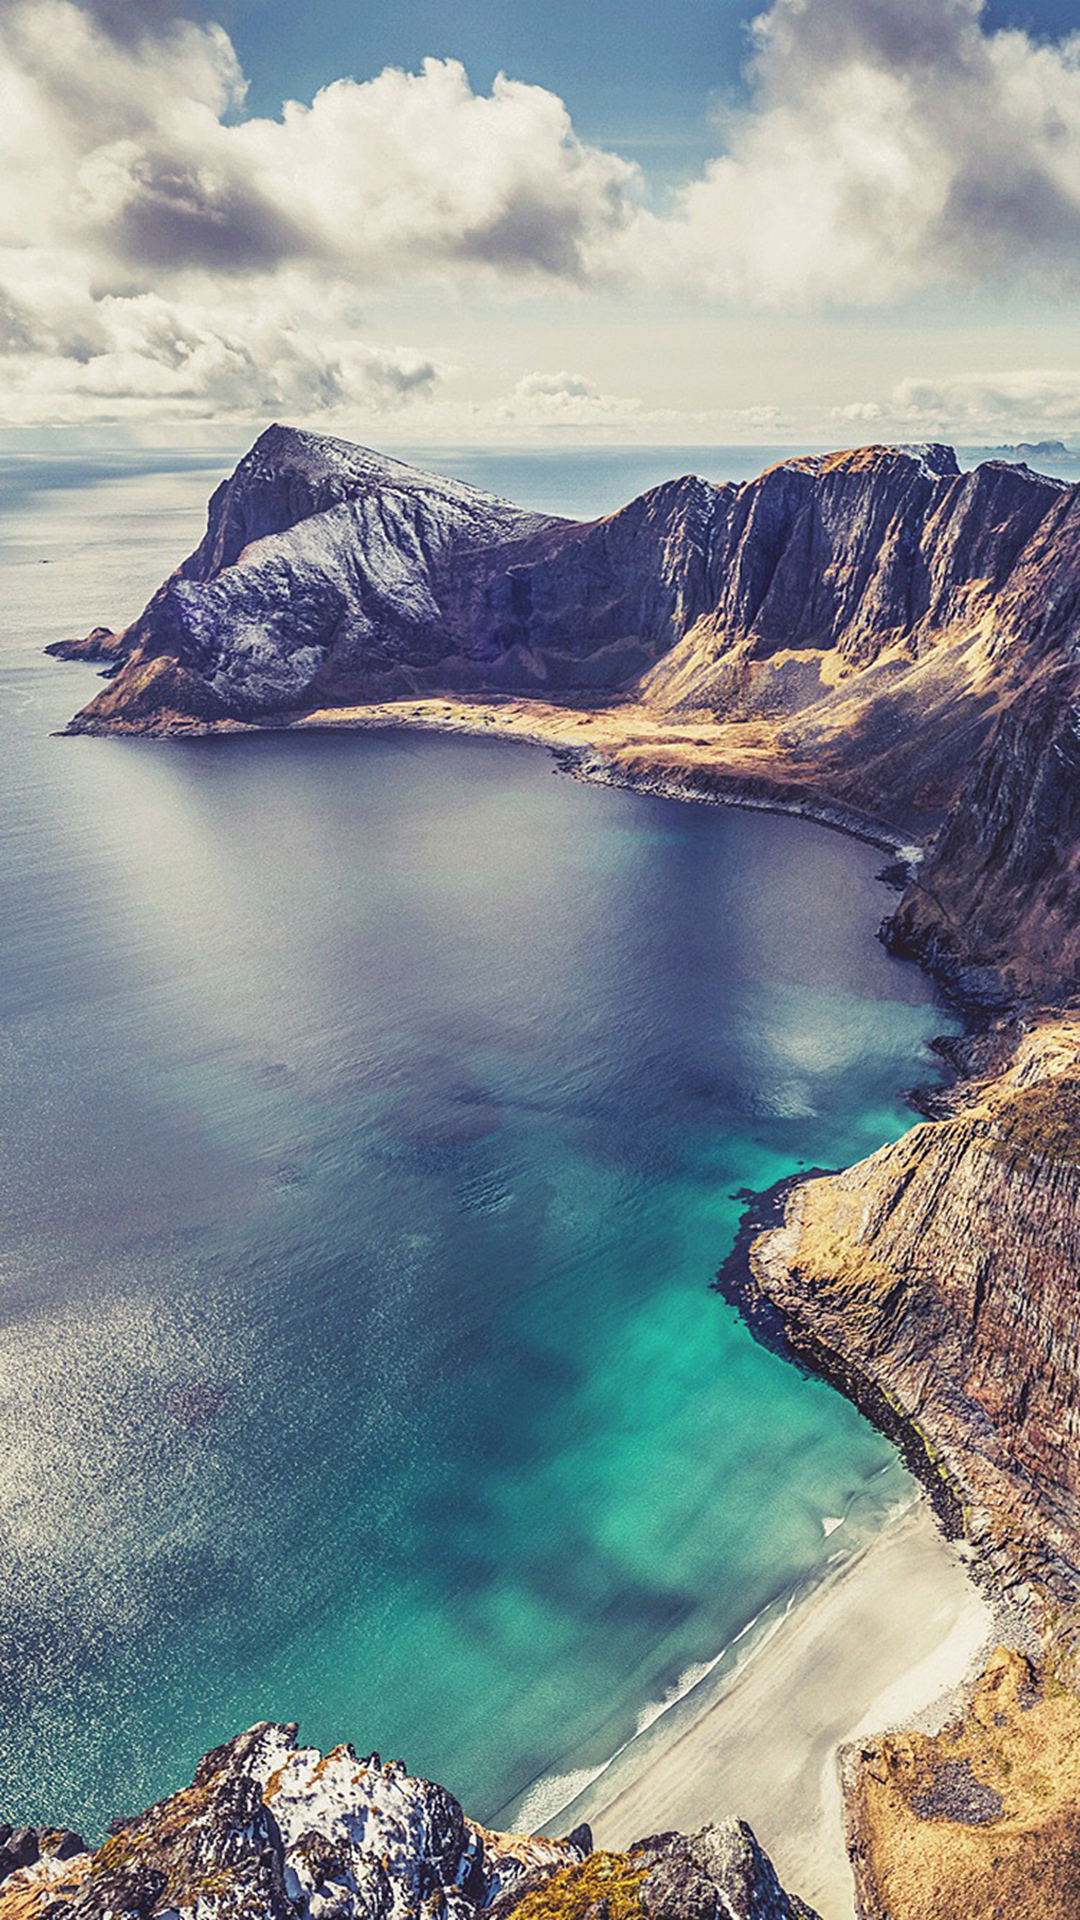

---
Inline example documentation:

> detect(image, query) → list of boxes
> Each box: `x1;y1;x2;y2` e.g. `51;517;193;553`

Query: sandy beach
539;1499;993;1920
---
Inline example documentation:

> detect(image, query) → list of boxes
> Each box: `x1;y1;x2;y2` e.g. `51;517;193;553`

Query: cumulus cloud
654;0;1080;302
896;370;1080;437
733;404;790;430
0;267;443;423
5;0;1080;425
0;3;639;282
895;370;1080;432
0;0;645;420
830;370;1080;440
501;370;638;424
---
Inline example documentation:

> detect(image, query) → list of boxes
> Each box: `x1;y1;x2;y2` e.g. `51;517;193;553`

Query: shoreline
61;691;923;861
60;676;995;1914
534;1496;995;1920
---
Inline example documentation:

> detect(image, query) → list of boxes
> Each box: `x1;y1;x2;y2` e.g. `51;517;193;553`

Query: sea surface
0;445;960;1838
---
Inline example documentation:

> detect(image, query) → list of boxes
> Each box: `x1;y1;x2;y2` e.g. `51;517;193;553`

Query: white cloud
833;370;1080;439
0;270;443;423
499;370;642;425
733;404;790;429
650;0;1080;303
4;0;1080;427
833;402;887;423
0;4;640;282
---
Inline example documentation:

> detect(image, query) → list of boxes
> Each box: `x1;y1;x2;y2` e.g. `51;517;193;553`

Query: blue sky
3;0;1080;444
223;0;1077;121
198;0;1080;180
228;0;749;179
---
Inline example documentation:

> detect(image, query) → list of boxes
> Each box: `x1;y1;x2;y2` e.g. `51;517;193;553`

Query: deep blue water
0;448;957;1839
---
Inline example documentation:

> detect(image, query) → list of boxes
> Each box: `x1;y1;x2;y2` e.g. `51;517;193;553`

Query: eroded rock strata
750;1013;1080;1646
0;1725;815;1920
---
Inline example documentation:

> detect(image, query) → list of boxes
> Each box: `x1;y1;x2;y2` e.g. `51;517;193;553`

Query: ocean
0;443;957;1838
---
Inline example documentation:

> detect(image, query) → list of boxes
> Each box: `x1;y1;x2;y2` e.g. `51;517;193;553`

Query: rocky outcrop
843;1647;1080;1920
0;1725;816;1920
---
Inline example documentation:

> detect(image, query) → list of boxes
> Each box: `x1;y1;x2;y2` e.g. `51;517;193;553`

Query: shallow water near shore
0;449;959;1838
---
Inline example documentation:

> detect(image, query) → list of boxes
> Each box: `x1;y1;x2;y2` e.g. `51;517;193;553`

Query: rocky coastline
0;1726;815;1920
39;427;1080;1915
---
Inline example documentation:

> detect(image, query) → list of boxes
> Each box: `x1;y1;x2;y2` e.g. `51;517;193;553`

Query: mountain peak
770;443;960;483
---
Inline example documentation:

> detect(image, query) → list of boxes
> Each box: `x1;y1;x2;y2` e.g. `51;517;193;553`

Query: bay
0;446;956;1837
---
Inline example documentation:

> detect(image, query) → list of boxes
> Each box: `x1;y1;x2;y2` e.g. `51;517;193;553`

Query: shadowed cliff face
56;430;1080;998
56;429;1080;850
0;1725;817;1920
751;1014;1080;1649
888;663;1080;1002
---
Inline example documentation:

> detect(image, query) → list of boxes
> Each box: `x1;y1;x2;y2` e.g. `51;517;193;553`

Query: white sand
546;1500;993;1919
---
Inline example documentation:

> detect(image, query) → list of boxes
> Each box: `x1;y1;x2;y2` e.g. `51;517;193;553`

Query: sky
4;0;1080;447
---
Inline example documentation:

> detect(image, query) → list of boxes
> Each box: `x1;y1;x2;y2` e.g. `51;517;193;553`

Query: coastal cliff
749;1013;1080;1644
49;429;1080;1915
0;1725;815;1920
52;432;1072;823
744;1018;1080;1910
56;428;1080;1001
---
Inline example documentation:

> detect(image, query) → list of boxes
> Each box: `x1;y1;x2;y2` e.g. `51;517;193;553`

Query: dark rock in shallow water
45;625;122;663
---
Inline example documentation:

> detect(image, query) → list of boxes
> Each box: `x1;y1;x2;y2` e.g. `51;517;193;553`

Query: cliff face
57;426;719;726
887;661;1080;1001
59;432;1080;869
750;1013;1080;1647
0;1724;816;1920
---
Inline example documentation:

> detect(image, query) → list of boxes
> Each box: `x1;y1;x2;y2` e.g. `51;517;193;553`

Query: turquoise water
0;450;956;1839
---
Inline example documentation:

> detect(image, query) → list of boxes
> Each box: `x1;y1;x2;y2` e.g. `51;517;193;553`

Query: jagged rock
0;1732;811;1920
0;1826;85;1886
636;1824;818;1920
484;1830;817;1920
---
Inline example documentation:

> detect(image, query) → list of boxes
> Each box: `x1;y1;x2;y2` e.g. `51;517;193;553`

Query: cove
0;456;957;1841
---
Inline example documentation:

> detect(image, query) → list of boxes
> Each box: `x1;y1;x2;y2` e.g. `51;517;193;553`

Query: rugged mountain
53;425;718;726
0;1723;816;1920
54;432;1078;842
